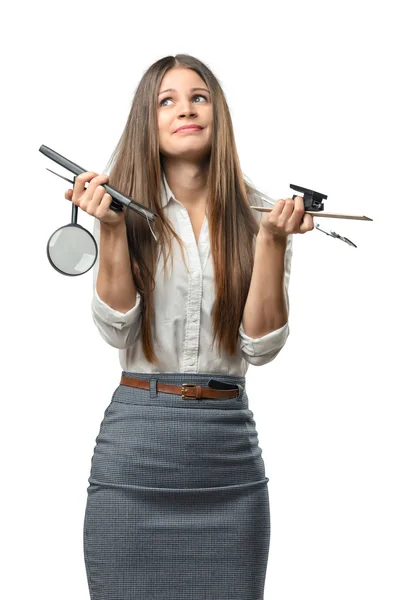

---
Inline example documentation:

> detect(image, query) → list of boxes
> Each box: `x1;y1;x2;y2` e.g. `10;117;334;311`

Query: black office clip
290;184;327;212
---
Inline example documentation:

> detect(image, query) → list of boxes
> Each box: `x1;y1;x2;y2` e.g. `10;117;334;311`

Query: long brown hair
104;54;265;365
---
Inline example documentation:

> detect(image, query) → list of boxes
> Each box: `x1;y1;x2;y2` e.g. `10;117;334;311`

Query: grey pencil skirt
83;371;271;600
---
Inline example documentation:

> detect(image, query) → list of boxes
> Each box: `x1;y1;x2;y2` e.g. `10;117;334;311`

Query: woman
67;54;314;600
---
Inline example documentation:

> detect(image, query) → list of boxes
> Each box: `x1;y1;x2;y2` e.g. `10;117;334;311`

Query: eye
159;94;208;107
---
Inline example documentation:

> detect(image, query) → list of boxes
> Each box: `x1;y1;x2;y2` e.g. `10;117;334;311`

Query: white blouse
91;175;293;375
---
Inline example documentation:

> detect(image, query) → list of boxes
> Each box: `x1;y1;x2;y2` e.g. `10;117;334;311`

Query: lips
175;125;203;133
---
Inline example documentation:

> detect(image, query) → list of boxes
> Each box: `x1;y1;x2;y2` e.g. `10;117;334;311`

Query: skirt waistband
121;371;245;400
121;371;246;386
116;371;248;409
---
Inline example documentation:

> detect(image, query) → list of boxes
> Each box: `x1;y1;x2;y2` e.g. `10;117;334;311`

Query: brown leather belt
120;375;240;400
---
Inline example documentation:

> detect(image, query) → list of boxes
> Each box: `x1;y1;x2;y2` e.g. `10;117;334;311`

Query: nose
178;103;198;118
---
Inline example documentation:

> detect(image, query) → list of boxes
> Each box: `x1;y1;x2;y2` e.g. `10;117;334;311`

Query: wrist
100;218;126;235
258;226;288;246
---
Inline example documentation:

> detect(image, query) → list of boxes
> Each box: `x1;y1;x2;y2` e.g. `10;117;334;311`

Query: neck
162;157;209;210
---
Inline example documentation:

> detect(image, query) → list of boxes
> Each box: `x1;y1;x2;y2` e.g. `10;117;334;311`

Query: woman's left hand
260;195;315;239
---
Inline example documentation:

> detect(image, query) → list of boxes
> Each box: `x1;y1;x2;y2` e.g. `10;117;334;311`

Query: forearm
241;228;288;338
96;220;137;314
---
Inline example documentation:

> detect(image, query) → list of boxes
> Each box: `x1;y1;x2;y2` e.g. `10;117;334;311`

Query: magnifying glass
41;145;159;276
47;171;98;276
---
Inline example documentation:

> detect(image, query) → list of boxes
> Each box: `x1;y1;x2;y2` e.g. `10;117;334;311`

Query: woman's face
157;67;213;162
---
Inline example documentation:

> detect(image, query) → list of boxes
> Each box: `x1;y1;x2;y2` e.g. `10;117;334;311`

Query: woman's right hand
64;171;125;227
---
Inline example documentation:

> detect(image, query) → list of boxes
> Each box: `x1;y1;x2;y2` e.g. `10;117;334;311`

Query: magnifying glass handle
71;176;79;224
72;203;78;224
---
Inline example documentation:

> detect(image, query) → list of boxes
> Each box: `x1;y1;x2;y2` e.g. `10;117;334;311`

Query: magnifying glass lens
47;224;98;276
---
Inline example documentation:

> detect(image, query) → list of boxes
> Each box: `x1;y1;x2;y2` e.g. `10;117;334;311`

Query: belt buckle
181;383;198;400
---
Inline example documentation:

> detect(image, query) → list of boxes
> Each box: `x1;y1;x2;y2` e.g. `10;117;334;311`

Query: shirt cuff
91;287;142;331
239;319;289;357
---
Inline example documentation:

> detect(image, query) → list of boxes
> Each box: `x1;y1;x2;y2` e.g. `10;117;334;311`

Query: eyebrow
158;87;210;96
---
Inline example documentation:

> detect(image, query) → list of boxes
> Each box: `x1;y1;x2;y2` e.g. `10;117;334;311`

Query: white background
1;1;396;598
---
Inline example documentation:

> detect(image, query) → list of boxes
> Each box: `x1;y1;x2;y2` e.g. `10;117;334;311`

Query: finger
96;193;114;219
80;174;109;208
280;198;296;218
271;199;286;217
276;198;295;230
84;183;111;215
289;195;305;229
81;182;103;213
299;212;315;233
73;171;99;198
292;195;304;211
